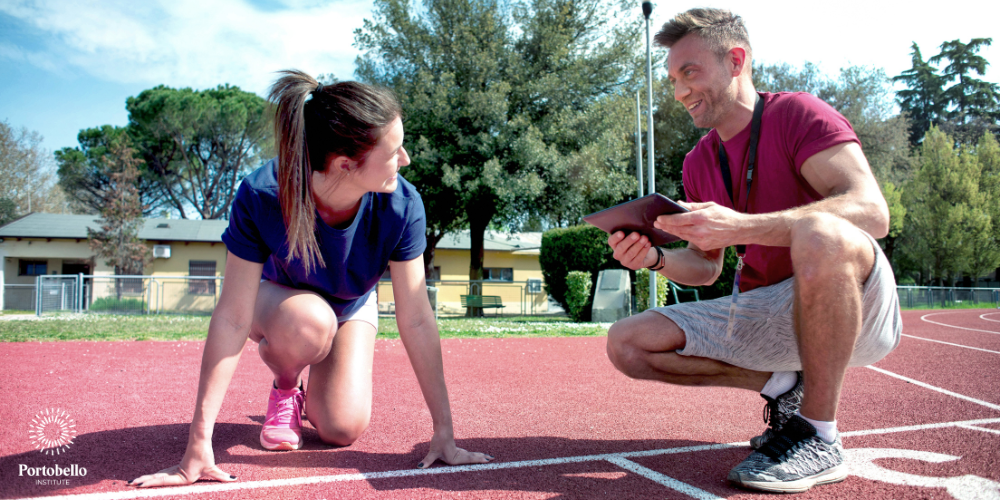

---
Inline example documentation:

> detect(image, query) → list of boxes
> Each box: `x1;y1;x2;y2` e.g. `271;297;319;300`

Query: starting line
18;364;1000;500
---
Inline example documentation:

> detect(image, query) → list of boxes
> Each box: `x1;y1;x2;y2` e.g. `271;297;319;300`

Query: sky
1;0;997;156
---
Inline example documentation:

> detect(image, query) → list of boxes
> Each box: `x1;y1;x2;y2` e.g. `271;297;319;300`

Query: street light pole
642;0;657;309
635;91;643;198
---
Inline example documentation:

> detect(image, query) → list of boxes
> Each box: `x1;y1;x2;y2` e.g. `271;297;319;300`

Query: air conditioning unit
153;245;172;259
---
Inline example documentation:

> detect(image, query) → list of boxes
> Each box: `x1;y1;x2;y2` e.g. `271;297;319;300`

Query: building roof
0;213;543;252
0;213;228;242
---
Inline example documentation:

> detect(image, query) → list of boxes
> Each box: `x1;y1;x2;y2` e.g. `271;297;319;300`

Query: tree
355;0;642;282
893;43;947;147
126;84;272;219
929;39;999;128
969;132;1000;284
88;135;153;297
0;120;69;218
55;125;164;215
901;127;994;285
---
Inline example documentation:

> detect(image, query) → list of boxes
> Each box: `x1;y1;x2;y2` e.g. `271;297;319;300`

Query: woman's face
352;116;410;193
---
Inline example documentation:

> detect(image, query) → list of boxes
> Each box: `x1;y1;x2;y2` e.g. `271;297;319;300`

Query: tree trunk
423;231;444;283
466;206;493;317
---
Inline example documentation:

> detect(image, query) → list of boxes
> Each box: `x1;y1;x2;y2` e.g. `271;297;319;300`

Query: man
605;8;901;494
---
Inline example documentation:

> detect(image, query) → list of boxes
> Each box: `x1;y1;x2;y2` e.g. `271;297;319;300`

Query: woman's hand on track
128;443;236;488
417;429;494;469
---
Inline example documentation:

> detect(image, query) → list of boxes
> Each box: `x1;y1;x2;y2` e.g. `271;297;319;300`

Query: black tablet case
582;193;689;246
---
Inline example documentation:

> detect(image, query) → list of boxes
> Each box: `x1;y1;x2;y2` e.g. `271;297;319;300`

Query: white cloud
0;0;373;94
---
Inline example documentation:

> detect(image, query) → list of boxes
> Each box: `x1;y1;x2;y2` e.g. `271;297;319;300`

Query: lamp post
642;0;657;309
635;91;643;198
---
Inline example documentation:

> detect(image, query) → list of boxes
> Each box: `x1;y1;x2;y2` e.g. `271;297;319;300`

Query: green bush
634;269;670;311
564;271;593;322
89;297;147;313
539;225;615;320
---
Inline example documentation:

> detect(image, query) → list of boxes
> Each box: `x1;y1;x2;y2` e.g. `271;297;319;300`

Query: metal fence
377;279;550;317
896;286;1000;309
27;274;223;316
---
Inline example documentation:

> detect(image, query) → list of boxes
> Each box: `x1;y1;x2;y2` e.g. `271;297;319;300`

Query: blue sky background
1;0;997;157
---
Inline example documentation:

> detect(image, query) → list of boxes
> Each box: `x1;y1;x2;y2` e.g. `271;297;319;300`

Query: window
189;260;217;295
483;267;513;282
18;260;47;276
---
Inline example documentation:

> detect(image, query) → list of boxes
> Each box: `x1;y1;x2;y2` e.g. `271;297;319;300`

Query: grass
901;301;1000;310
0;313;608;342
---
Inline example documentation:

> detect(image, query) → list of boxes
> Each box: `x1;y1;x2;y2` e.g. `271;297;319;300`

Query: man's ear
728;47;748;77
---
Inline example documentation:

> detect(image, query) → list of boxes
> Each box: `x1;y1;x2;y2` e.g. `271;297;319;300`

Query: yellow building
0;214;549;315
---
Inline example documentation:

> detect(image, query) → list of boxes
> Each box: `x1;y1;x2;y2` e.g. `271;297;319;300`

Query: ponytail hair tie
313;83;324;95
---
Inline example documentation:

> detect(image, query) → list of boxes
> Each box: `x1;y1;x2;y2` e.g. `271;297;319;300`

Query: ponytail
267;70;402;274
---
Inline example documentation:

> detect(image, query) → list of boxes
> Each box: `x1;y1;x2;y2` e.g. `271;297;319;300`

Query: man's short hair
654;8;751;60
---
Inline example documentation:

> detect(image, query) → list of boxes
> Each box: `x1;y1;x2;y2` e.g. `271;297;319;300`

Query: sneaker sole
731;463;848;493
260;436;302;451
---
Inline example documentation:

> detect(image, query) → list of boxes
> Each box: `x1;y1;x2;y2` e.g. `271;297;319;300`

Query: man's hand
654;201;747;251
608;231;656;270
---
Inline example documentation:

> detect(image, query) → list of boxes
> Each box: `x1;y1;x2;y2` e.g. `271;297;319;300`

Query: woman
130;70;492;488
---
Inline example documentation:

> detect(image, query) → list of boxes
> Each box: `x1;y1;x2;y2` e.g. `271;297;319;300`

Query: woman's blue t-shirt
221;159;427;318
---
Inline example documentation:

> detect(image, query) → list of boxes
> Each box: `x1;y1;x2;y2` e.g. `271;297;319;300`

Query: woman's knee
313;414;371;447
256;292;339;362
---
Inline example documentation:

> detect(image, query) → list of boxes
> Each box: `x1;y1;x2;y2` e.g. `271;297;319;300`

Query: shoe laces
759;416;814;460
267;391;303;427
762;396;780;428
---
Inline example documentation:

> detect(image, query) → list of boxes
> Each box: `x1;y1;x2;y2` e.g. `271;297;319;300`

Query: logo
28;409;77;456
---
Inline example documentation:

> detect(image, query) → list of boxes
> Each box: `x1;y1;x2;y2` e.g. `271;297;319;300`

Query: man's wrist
647;246;665;271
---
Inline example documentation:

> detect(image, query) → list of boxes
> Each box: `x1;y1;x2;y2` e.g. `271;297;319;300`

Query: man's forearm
738;192;889;248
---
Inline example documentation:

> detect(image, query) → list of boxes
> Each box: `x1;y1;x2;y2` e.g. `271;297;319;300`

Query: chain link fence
22;275;223;316
896;286;1000;309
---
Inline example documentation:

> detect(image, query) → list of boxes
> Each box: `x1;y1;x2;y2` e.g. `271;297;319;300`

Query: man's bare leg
607;311;771;391
790;213;876;423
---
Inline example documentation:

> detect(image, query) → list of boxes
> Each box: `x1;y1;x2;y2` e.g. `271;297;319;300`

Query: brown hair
267;70;401;273
654;8;751;61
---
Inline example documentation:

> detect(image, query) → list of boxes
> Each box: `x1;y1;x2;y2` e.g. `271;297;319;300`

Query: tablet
582;193;689;246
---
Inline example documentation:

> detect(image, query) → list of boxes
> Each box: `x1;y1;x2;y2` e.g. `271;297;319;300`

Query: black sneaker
728;414;847;493
750;371;804;450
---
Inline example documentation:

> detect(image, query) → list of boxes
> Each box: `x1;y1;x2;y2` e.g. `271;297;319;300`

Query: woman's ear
330;155;356;173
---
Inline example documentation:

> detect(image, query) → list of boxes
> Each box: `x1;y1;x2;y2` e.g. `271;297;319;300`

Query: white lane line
901;333;1000;354
920;312;1000;335
19;417;1000;500
867;365;1000;412
957;424;1000;436
981;313;1000;323
605;456;723;500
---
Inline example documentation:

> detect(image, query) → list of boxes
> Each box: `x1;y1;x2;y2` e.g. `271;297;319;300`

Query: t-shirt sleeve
221;181;272;263
783;93;860;171
389;193;427;262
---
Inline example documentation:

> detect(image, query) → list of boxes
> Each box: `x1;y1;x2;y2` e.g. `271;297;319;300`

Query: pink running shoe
260;385;305;451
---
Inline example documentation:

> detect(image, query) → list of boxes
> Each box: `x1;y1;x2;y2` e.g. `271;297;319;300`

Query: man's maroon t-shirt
682;92;860;292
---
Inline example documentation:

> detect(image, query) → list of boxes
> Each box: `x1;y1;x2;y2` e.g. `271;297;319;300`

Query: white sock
760;371;797;399
797;412;838;443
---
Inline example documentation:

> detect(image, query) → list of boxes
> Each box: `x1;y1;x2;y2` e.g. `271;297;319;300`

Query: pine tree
893;43;947;147
87;135;152;298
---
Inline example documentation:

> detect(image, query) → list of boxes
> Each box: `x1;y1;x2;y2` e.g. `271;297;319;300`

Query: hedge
539;225;615;320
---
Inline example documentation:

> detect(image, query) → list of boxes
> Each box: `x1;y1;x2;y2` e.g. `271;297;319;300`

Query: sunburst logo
28;409;77;455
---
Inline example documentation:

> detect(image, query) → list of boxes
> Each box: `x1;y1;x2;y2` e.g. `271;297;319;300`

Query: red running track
1;309;999;499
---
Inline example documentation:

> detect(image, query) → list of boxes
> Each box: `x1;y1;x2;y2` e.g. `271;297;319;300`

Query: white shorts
651;231;901;372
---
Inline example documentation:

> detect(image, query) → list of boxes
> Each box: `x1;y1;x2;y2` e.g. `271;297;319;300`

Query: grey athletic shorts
651;231;901;372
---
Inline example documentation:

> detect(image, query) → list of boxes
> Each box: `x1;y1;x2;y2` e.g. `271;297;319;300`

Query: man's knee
791;213;873;286
606;311;683;379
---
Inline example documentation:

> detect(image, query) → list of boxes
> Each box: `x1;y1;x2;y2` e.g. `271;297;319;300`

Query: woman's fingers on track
129;464;236;488
418;447;495;468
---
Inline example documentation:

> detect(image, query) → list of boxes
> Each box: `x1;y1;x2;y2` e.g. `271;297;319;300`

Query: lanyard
722;93;765;339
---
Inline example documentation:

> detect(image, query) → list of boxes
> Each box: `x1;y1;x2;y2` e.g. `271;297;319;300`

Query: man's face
667;34;737;130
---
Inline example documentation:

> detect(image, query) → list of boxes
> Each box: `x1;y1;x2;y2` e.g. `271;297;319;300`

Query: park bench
460;295;506;316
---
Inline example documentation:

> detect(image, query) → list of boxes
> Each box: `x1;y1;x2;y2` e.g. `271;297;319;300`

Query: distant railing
376;279;550;317
29;274;223;316
896;286;1000;309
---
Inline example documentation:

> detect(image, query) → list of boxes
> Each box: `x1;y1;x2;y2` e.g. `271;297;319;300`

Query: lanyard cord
717;93;765;256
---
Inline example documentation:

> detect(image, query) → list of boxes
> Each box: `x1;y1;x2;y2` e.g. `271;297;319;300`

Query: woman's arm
131;252;263;487
390;256;493;469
